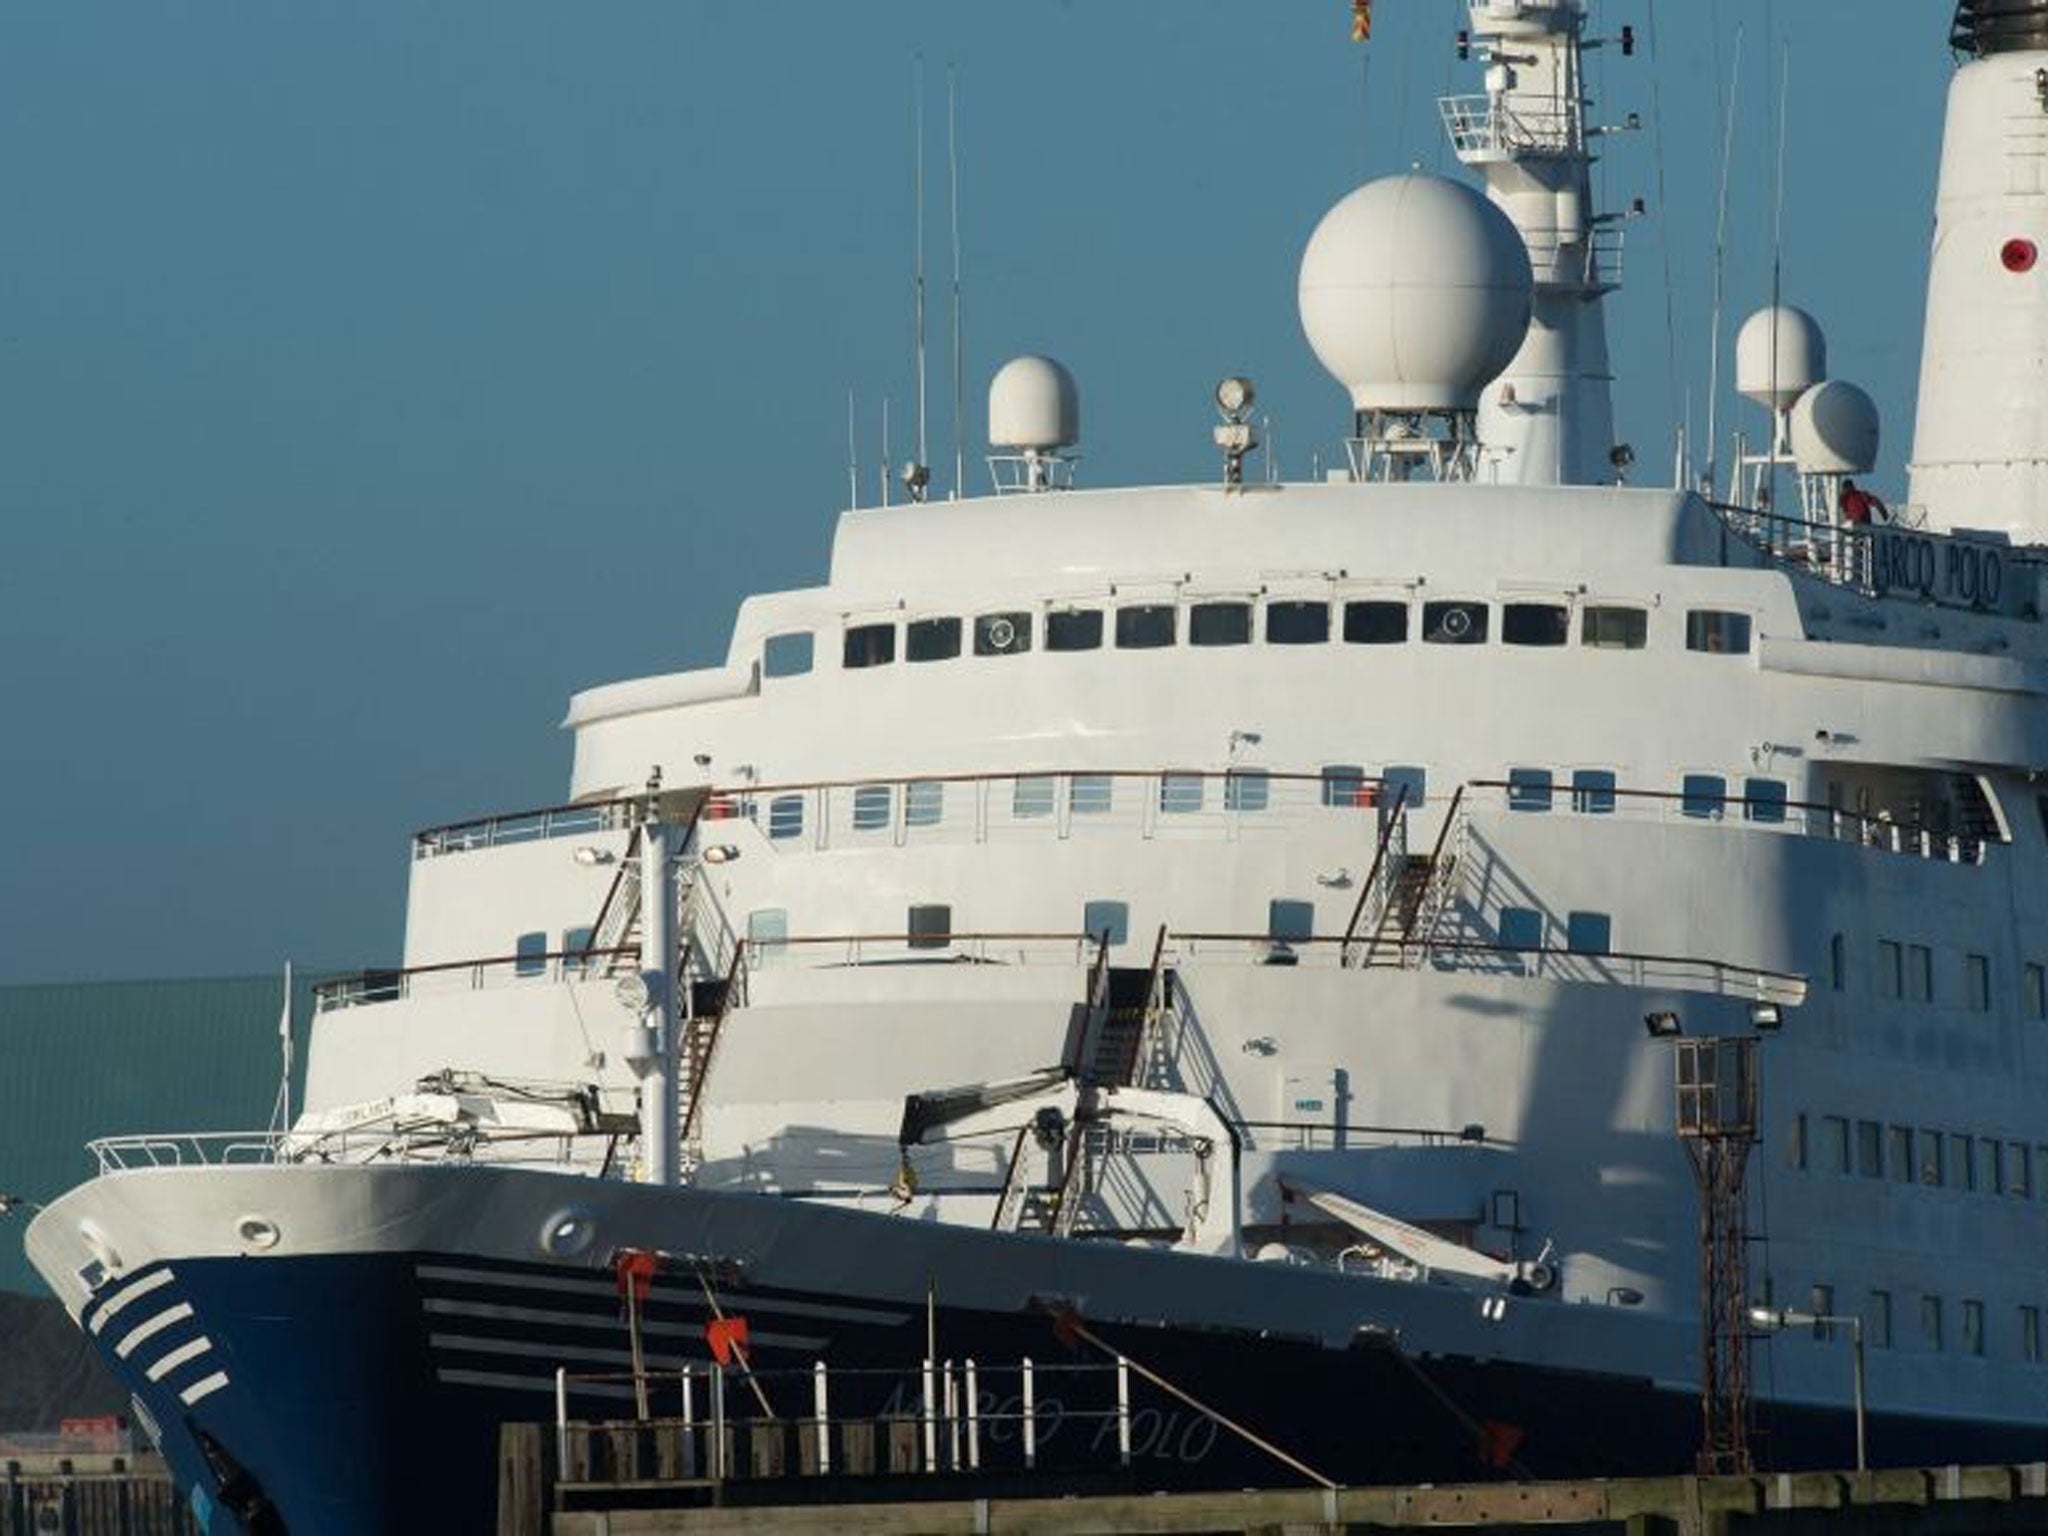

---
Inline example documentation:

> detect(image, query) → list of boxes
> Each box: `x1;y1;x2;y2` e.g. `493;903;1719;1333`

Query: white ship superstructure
26;5;2048;1530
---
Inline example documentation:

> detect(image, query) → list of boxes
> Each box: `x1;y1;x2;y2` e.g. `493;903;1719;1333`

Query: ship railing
413;797;635;860
1168;933;1807;1006
1461;778;1996;865
704;767;1392;855
312;944;639;1013
87;1132;283;1173
746;930;1103;972
1438;93;1578;157
1228;1118;1498;1155
86;1125;616;1174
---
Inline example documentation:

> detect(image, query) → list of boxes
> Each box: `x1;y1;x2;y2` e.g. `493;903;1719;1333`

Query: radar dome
1790;379;1880;475
1736;306;1826;412
1297;173;1532;413
988;355;1079;452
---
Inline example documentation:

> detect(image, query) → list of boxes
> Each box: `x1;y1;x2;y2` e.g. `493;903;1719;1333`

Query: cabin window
1907;944;1934;1003
1115;605;1176;649
1787;1112;1808;1169
1889;1125;1913;1182
2011;1141;2032;1199
1422;600;1488;645
2023;1307;2043;1365
907;904;952;950
1321;765;1369;808
973;612;1033;656
2025;963;2046;1020
1383;765;1427;810
1582;606;1648;650
1964;1300;1986;1357
1189;602;1251;646
1980;1137;2004;1194
1967;953;1992;1012
562;926;595;966
1012;776;1056;819
843;623;896;668
514;930;548;978
1857;1120;1883;1177
1685;610;1752;655
1225;770;1270;812
852;784;893;831
1268;899;1315;943
1956;1134;1978;1191
1571;769;1617;815
1508;768;1554;812
1266;600;1330;645
1868;1292;1892;1350
1343;600;1408;644
1923;1296;1944;1352
1500;907;1543;951
1919;1129;1945;1186
1160;773;1205;814
767;794;805;841
1565;911;1612;955
1877;940;1903;999
1046;609;1104;651
1681;774;1727;818
1502;602;1569;647
1743;778;1788;823
1083;900;1130;947
746;909;788;949
1070;775;1114;816
905;780;945;828
762;631;815;678
907;616;962;662
1830;934;1847;992
1809;1284;1836;1341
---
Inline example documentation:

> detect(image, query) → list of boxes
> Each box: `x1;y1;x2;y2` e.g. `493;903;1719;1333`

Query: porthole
235;1215;281;1251
540;1207;598;1259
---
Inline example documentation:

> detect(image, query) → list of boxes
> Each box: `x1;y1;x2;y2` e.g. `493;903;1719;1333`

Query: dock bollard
812;1361;831;1476
965;1359;981;1472
1022;1356;1037;1470
1116;1356;1132;1469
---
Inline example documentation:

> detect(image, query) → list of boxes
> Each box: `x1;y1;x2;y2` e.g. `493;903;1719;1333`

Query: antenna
947;64;966;500
1703;25;1743;500
912;58;930;484
847;387;860;508
880;395;893;507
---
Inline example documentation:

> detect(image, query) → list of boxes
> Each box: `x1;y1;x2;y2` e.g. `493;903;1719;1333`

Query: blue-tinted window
1115;606;1176;649
1070;774;1114;815
905;780;944;827
1083;900;1130;947
1160;773;1204;814
746;908;788;947
1266;601;1330;645
1045;609;1103;651
562;926;595;962
843;623;895;668
1382;765;1427;809
1508;768;1554;812
1743;778;1788;823
1189;602;1251;646
1012;776;1056;819
1686;610;1752;655
1268;899;1315;942
1571;769;1617;815
1225;770;1270;812
1582;606;1647;650
1321;764;1368;808
1499;907;1543;951
852;784;892;831
762;632;814;678
515;930;548;977
768;794;806;840
907;904;952;950
1682;774;1728;819
1566;911;1613;955
907;617;962;662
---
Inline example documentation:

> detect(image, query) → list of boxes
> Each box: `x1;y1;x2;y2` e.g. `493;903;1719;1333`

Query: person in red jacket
1839;479;1886;524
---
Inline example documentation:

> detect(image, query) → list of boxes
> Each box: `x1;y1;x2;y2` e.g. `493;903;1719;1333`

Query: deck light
1643;1011;1682;1038
701;846;741;865
0;1193;41;1217
1750;1001;1783;1032
572;847;614;867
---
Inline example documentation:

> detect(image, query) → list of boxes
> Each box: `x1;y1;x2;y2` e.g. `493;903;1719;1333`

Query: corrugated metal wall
0;973;313;1296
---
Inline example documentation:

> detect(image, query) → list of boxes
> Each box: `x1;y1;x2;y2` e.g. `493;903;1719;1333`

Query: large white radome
1297;173;1533;413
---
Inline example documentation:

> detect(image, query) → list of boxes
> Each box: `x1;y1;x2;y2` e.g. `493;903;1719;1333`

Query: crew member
1839;479;1886;525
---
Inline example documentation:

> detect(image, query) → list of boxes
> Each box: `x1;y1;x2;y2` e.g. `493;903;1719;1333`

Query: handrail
1463;777;2001;846
313;945;637;997
582;824;643;964
680;940;748;1148
1338;783;1410;964
1405;783;1467;943
412;797;634;856
704;766;1385;799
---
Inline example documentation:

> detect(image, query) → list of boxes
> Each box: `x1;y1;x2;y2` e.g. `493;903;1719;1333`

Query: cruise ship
27;2;2048;1529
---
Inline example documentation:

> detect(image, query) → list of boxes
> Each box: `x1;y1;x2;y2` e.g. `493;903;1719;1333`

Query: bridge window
1160;773;1205;814
1571;769;1617;814
1083;900;1130;947
1115;605;1176;649
1743;778;1788;823
1225;770;1270;812
1957;1134;1978;1191
1046;609;1104;652
1907;944;1934;1003
1502;602;1569;647
1877;940;1903;999
1967;953;1992;1012
1923;1296;1944;1352
1321;765;1369;808
767;794;805;841
762;631;815;678
843;623;896;669
2012;1142;2033;1199
515;931;548;977
1070;775;1114;816
2024;962;2046;1020
1919;1129;1945;1187
1189;602;1251;646
1508;768;1554;812
1266;600;1330;645
1681;774;1727;818
1565;911;1612;955
1888;1124;1912;1182
1964;1300;1986;1358
1499;907;1542;951
907;616;962;662
1343;600;1408;644
852;784;893;831
1268;899;1315;943
1685;610;1752;655
1980;1137;2004;1195
1857;1120;1883;1178
1422;600;1488;645
906;780;945;828
974;612;1033;656
1582;606;1648;650
907;904;952;950
1012;776;1056;819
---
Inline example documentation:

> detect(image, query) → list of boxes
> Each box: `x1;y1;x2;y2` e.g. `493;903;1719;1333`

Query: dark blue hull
79;1246;2045;1534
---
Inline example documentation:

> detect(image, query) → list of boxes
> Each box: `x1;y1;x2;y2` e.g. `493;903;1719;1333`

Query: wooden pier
1;1452;190;1536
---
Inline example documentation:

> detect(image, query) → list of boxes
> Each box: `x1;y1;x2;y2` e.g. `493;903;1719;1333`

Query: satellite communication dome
1297;173;1533;413
1790;379;1880;475
988;356;1079;451
1736;306;1826;412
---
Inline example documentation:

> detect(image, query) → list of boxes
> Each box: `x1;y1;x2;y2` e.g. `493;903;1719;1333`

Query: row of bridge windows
758;601;1756;677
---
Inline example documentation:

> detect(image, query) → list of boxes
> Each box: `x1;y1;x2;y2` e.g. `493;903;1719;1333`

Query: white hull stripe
437;1367;634;1399
89;1269;176;1335
420;1299;824;1352
414;1264;909;1326
145;1336;214;1383
116;1303;195;1360
180;1372;229;1406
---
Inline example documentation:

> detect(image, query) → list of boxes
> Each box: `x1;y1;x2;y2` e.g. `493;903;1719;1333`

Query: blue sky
0;2;1950;981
